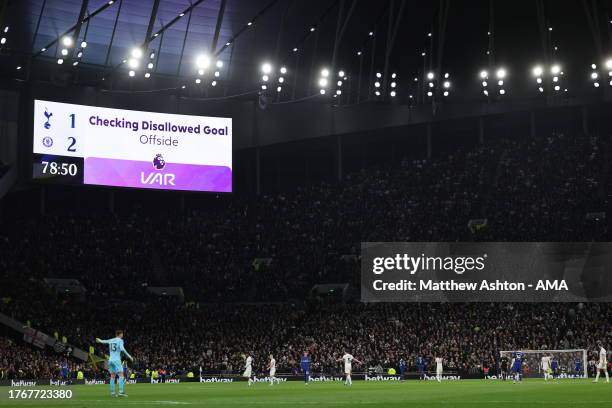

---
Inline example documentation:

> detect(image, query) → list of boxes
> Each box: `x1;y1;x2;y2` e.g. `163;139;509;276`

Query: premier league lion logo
153;154;166;170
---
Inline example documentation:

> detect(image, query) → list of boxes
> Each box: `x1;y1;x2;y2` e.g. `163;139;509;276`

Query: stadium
0;0;611;407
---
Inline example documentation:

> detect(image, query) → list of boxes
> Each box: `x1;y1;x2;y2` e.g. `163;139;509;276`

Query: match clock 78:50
41;160;78;176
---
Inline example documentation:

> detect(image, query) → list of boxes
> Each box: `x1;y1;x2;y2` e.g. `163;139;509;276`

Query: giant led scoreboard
32;99;232;192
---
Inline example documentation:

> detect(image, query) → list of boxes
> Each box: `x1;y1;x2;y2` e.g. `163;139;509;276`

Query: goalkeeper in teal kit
96;330;134;397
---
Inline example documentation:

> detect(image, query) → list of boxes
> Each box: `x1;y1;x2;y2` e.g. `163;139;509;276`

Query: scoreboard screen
32;99;232;192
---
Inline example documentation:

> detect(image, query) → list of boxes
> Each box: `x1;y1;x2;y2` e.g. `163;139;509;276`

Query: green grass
1;379;611;408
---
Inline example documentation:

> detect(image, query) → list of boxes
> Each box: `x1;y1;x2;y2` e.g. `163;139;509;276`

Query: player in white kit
267;354;280;385
243;353;255;386
338;350;361;386
435;356;443;382
541;354;552;381
593;342;609;383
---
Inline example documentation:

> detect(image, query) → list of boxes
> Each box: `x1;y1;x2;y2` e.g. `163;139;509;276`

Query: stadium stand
0;131;609;379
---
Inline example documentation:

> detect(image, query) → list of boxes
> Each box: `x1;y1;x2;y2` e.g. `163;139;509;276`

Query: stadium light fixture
57;58;64;64
480;70;488;79
320;89;326;94
144;72;151;78
293;48;298;52
321;68;330;77
261;62;272;74
606;59;612;70
81;41;87;48
147;62;154;69
198;69;205;76
129;70;135;77
216;60;223;68
214;71;220;77
128;58;139;69
280;67;287;74
61;48;68;56
62;36;73;47
195;78;201;84
496;68;506;79
390;91;396;97
550;65;561;75
197;55;211;70
131;48;143;59
532;65;543;77
212;81;217;86
427;72;434;80
338;70;345;78
319;78;328;87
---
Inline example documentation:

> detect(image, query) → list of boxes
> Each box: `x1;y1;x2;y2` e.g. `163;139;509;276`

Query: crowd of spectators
0;299;610;378
0;336;64;379
0;131;609;378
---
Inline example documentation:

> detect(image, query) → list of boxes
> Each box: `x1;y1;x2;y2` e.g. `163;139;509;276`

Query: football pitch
1;379;610;408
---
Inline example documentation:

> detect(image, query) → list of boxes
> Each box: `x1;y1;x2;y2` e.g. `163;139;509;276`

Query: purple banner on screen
84;157;232;192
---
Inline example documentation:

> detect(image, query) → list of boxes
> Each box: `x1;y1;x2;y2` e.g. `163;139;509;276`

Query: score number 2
68;114;76;152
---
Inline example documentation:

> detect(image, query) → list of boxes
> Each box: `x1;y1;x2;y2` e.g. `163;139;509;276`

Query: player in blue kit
550;356;559;379
300;351;311;385
574;357;583;377
511;352;523;384
96;330;134;397
399;358;407;382
416;356;426;380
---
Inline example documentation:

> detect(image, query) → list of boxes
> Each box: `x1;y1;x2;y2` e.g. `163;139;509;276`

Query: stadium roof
1;1;610;101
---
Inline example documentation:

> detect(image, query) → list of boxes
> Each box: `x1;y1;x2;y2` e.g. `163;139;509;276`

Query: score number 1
68;113;76;152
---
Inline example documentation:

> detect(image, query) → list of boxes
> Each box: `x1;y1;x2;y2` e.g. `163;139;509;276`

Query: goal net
499;349;587;379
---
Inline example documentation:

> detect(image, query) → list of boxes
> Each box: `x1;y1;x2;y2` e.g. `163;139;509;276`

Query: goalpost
499;349;588;379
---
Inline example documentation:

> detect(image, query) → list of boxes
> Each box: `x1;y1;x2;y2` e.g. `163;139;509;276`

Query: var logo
140;172;176;186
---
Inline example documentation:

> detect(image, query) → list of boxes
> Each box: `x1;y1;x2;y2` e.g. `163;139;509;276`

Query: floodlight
532;66;543;77
280;67;287;74
196;55;211;69
496;68;506;79
131;48;143;59
480;70;488;79
62;36;73;47
128;58;139;69
551;65;561;75
216;60;223;68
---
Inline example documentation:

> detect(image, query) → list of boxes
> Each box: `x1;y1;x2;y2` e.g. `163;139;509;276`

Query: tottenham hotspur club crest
153;154;166;170
43;108;53;129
